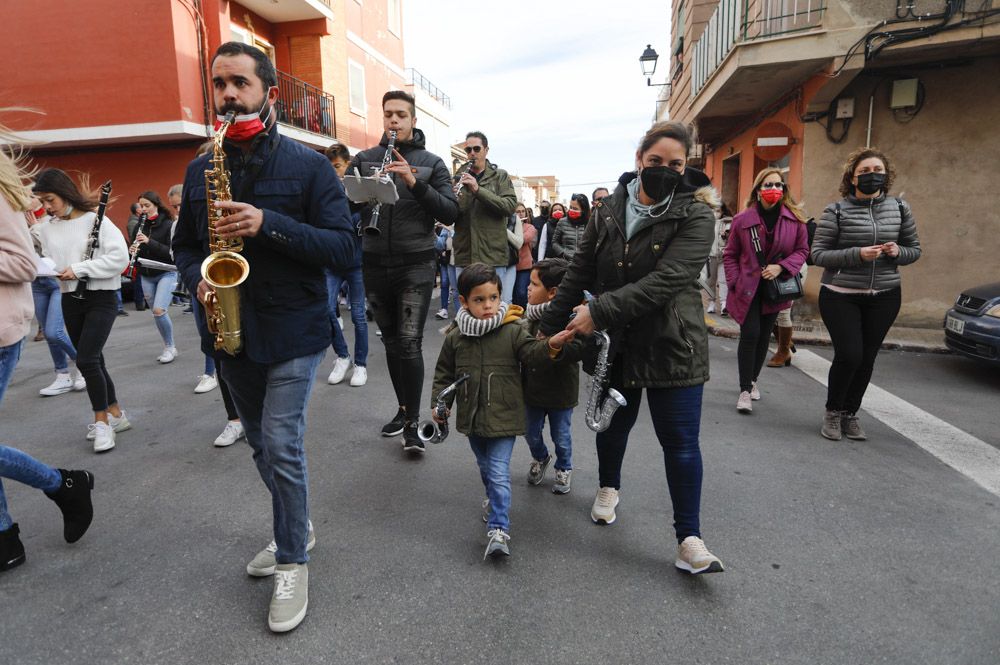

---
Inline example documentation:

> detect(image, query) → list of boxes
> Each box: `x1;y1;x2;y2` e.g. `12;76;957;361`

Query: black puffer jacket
351;129;458;265
811;194;921;291
540;170;716;389
550;214;588;261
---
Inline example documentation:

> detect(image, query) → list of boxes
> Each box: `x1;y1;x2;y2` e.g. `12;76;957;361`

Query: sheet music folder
343;168;399;206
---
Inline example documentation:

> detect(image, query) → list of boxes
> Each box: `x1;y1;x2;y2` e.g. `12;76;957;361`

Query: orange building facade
6;0;408;230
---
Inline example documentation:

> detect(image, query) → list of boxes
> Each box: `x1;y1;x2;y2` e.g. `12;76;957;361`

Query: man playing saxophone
172;42;356;633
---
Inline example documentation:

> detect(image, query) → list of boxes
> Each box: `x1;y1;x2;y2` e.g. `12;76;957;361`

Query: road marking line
793;349;1000;497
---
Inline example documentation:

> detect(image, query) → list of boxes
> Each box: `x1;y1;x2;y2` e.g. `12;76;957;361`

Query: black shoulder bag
749;224;803;303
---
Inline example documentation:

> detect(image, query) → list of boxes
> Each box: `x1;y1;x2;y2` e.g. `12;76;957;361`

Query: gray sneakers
842;412;867;440
821;410;843;440
527;454;552;485
268;563;308;633
246;522;316;577
553;469;572;494
484;529;510;559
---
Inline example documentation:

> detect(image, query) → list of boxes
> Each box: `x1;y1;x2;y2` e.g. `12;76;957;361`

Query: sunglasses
464;145;483;154
760;182;785;191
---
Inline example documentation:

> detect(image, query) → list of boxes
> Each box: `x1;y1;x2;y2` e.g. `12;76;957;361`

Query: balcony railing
691;0;826;96
275;70;337;139
407;68;452;110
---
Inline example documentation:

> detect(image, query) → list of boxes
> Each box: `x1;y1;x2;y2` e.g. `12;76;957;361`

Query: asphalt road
1;304;998;664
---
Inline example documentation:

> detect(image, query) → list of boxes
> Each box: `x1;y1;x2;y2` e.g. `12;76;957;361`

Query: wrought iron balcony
691;0;826;96
407;68;452;110
275;70;337;140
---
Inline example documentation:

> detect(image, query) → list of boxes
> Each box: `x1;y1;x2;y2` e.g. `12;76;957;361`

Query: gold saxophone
201;111;250;356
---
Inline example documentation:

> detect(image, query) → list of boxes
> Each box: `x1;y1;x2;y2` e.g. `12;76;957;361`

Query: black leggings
819;286;901;413
363;260;435;421
737;286;780;392
61;289;118;412
219;372;239;421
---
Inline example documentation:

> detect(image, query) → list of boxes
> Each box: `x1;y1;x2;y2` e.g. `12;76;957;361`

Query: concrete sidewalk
704;310;949;353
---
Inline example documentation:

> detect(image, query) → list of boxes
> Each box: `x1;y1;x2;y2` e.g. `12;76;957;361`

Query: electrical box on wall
835;98;855;119
891;79;919;109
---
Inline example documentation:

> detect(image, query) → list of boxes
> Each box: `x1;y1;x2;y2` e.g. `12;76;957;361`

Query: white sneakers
86;411;131;444
435;308;449;320
157;346;178;364
750;381;761;400
706;302;716;314
194;374;218;394
214;421;246;447
349;365;367;387
328;358;367;386
39;371;86;396
39;373;73;396
591;487;620;525
89;422;115;453
327;357;351;384
737;391;753;413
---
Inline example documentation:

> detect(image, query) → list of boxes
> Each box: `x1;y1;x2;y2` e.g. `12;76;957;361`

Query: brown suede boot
767;326;794;367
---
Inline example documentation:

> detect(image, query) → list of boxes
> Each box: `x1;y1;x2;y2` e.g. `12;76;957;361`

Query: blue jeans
31;277;77;373
0;445;61;532
513;269;531;308
326;268;368;366
141;271;177;347
441;264;459;314
468;435;515;532
596;382;704;541
0;339;24;405
219;349;325;564
524;406;573;471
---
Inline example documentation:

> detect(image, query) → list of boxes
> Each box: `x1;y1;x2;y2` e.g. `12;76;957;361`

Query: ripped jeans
363;259;435;422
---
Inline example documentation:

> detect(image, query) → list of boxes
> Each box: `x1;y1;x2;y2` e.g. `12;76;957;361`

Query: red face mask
567;209;582;220
32;207;46;219
214;98;272;142
759;189;783;206
551;210;565;220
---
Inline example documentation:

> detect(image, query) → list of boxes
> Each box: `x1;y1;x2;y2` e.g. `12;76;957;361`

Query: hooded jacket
452;160;518;267
540;169;716;389
350;128;458;265
432;305;554;437
811;193;920;291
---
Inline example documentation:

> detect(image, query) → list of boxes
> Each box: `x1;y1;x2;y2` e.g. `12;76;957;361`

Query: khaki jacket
452;161;517;266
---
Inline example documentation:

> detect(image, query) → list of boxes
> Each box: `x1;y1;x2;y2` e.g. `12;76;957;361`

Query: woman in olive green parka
539;121;725;575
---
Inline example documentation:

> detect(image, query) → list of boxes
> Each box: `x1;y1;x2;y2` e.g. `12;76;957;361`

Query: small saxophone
418;373;471;444
584;331;627;432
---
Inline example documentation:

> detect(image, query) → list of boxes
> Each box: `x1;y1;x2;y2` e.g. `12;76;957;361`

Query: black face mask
539;205;550;216
855;172;886;195
640;166;682;203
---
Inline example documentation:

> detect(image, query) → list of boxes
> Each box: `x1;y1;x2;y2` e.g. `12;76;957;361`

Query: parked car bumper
944;308;1000;364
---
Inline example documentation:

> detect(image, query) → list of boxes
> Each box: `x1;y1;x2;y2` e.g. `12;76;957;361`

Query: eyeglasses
760;182;785;191
464;145;483;154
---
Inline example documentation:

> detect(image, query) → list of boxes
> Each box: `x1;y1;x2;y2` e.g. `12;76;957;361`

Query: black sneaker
381;408;406;437
402;422;424;453
0;523;26;572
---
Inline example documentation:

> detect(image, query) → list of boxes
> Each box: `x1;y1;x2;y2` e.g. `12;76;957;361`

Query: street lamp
639;44;668;87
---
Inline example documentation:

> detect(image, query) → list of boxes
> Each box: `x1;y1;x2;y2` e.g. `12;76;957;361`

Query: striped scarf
456;303;508;337
525;301;551;321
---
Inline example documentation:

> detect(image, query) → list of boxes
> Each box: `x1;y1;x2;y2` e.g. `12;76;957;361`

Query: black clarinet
71;180;113;300
121;212;148;281
362;129;397;237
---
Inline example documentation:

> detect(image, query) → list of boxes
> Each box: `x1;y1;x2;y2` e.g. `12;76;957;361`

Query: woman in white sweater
33;169;130;453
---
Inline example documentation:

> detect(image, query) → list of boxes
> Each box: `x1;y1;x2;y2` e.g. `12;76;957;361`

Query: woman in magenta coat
723;168;809;414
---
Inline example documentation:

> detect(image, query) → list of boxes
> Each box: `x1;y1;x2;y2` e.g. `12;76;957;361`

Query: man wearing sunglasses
452;132;518;300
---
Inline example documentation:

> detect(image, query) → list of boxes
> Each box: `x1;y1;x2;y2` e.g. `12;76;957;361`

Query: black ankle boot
0;523;26;571
45;469;94;543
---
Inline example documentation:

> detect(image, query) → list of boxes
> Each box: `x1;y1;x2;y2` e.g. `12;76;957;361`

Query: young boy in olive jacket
431;263;572;559
520;258;585;494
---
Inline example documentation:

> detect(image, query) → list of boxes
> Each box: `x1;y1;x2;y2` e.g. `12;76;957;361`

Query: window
348;60;366;115
387;0;401;36
673;1;685;56
229;24;275;63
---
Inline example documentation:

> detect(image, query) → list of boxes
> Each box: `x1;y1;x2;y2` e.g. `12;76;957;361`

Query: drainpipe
865;91;874;147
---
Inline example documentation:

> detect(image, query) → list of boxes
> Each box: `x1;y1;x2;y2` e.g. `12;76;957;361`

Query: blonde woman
0;120;95;571
722;168;809;413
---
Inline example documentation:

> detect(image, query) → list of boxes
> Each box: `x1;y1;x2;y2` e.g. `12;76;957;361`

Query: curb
705;319;951;355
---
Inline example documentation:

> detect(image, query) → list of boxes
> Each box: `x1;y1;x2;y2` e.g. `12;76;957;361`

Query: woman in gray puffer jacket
811;147;920;442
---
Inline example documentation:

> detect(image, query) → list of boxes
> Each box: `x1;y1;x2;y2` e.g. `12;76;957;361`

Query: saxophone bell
584;330;627;433
417;373;470;444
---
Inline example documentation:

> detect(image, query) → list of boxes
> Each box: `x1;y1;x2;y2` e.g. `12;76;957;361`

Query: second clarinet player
172;42;356;634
